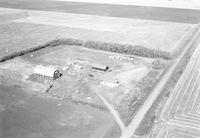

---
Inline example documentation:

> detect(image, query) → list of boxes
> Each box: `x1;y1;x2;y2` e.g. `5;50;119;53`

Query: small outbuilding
91;63;109;72
34;65;62;80
100;81;119;88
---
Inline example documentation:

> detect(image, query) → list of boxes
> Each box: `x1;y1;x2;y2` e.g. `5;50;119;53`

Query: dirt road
120;25;200;138
94;89;125;131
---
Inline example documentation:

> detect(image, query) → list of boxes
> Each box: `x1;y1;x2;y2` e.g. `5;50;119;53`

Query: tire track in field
151;37;200;138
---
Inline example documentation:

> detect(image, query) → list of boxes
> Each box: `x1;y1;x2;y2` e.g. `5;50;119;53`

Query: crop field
0;8;27;21
148;124;200;138
147;44;200;138
13;9;195;53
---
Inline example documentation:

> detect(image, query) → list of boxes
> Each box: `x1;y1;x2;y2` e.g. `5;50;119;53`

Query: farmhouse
91;63;109;72
34;65;62;80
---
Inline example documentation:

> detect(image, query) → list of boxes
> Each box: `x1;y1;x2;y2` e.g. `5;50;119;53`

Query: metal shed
91;63;109;72
34;65;62;80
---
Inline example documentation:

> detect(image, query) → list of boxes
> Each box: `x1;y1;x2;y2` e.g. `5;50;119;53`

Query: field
147;42;200;138
0;44;162;129
14;9;194;53
0;8;27;22
0;85;115;138
1;7;198;138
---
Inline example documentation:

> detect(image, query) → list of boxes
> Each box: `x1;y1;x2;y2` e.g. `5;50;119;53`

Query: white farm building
34;65;62;80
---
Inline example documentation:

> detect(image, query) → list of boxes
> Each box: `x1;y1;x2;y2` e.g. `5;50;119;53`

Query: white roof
34;65;58;78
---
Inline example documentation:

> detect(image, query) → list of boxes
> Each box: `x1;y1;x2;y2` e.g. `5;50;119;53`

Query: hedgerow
0;38;173;62
57;38;173;59
83;40;173;60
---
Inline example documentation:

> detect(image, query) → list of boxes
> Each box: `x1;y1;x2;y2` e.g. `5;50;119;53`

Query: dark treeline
58;38;173;60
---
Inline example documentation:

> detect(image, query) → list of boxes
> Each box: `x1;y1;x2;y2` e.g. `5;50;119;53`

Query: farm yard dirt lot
0;44;165;130
0;45;154;104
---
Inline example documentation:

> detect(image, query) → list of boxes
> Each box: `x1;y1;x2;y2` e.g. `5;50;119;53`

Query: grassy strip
117;68;167;126
172;26;198;58
69;99;108;111
134;25;200;136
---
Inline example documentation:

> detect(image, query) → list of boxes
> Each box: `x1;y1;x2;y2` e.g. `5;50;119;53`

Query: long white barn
34;65;62;80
